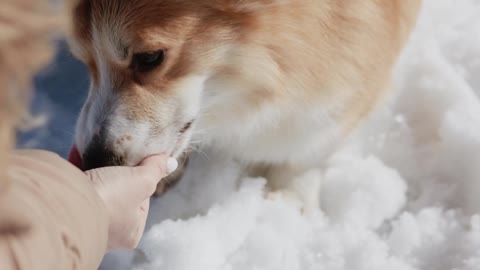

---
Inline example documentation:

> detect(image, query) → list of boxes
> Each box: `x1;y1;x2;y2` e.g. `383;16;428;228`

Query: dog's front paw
265;168;324;215
265;189;303;211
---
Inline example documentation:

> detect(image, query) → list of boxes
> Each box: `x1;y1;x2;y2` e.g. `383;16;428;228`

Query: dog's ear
211;0;289;12
64;0;92;58
67;0;91;35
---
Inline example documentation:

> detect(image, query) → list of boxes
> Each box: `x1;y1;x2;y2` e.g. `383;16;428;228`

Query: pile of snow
102;1;480;269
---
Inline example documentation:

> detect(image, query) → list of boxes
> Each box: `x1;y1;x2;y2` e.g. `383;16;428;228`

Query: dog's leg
264;163;323;214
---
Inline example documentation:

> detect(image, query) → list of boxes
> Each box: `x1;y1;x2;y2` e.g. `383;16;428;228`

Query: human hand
70;149;178;251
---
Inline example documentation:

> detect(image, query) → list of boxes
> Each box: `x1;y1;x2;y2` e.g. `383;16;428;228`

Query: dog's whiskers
186;144;209;160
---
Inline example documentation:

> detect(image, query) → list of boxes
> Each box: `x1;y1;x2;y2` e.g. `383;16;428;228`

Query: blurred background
16;41;89;156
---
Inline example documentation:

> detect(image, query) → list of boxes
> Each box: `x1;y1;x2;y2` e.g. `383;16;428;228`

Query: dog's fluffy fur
69;0;421;210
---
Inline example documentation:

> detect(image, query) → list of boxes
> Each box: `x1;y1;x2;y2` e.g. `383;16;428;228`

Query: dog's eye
132;50;165;73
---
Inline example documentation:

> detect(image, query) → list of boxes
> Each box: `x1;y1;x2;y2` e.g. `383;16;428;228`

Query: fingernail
167;157;178;174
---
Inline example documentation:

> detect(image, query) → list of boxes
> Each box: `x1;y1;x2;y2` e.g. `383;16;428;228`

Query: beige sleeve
0;150;109;270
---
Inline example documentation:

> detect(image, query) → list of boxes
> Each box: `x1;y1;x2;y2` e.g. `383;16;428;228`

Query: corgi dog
67;0;421;210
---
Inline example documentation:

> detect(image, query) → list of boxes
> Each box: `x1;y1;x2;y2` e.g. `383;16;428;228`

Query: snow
100;0;480;269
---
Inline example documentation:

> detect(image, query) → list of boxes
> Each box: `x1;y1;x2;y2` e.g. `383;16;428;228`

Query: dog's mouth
68;145;83;170
68;120;195;170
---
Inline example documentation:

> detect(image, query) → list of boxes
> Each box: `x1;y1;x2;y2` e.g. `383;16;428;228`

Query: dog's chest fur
194;77;346;166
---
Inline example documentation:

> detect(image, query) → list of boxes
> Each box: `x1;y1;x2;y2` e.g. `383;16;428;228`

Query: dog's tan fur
69;0;421;209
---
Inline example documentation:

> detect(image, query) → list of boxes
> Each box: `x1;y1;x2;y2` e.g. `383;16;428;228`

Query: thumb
130;155;178;200
137;154;178;177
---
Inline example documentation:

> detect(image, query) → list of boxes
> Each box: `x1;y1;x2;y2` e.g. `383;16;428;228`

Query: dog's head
68;0;272;169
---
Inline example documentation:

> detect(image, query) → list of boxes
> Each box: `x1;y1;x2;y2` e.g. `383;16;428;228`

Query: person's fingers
85;154;178;204
84;166;150;204
130;155;178;200
137;199;149;237
136;199;149;235
136;155;177;186
123;200;150;250
85;157;174;252
139;198;150;213
138;154;178;175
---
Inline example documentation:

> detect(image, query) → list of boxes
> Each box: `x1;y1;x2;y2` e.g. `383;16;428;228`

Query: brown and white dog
67;0;421;210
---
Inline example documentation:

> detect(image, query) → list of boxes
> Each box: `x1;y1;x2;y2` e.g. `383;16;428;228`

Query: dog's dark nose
82;135;124;170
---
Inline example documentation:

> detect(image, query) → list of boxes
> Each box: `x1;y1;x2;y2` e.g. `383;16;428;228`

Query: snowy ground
25;0;480;269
